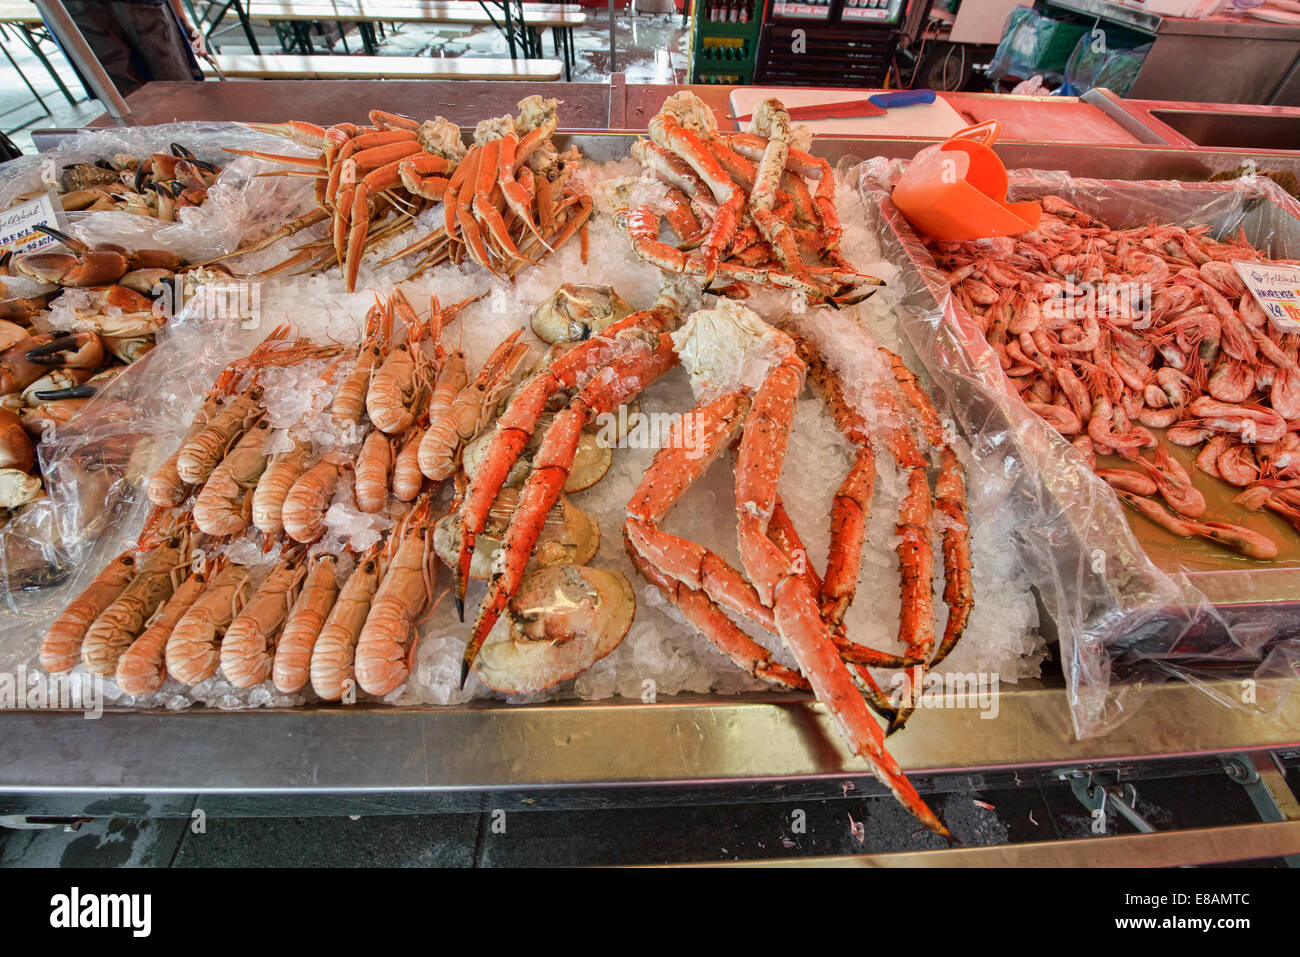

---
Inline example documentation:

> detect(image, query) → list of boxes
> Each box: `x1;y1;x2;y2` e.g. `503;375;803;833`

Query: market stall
1;74;1299;864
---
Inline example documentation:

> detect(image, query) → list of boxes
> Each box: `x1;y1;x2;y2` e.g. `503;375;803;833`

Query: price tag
0;192;63;256
1232;259;1300;334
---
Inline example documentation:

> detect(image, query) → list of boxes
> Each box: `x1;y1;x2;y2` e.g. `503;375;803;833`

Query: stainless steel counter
1;681;1297;819
1042;0;1300;104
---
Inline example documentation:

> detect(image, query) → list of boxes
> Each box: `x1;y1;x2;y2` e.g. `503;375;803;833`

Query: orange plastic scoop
891;121;1042;241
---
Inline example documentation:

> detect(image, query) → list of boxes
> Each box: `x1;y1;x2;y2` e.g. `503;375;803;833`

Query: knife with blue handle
734;90;937;122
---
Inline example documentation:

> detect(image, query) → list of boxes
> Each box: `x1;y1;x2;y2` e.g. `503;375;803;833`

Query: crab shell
514;95;559;135
671;298;792;399
531;284;634;344
653;90;718;141
473;114;515;146
473;564;635;694
434;492;600;581
418;117;467;162
0;468;42;509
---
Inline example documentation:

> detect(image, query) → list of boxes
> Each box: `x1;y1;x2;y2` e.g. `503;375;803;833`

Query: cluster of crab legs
447;281;970;838
216;96;591;292
616;93;884;307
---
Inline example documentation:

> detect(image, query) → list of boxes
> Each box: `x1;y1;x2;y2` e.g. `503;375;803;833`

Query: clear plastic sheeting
0;122;316;263
857;158;1300;738
0;312;261;644
0;122;316;624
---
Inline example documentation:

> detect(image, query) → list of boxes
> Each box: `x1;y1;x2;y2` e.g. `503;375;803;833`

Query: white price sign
1233;259;1300;334
0;192;62;256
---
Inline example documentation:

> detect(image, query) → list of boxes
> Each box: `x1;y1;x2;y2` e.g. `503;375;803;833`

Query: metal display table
8;83;1300;864
1042;0;1300;105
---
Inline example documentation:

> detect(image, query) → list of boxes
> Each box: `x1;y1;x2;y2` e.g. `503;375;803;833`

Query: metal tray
1;136;1299;819
867;168;1300;662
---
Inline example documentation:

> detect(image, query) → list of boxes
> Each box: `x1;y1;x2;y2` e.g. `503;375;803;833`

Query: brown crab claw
12;248;126;287
134;159;153;193
25;334;79;364
34;384;97;401
26;331;104;369
31;224;87;253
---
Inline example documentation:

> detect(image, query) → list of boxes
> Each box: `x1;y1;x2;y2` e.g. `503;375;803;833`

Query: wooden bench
241;0;584;76
203;51;562;80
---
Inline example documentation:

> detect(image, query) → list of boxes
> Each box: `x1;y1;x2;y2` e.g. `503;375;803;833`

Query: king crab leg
457;306;685;682
622;304;949;837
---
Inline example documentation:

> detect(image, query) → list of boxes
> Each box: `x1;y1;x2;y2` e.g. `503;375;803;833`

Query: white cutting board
728;87;970;138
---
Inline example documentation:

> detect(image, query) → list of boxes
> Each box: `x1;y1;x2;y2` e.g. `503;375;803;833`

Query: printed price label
1233;259;1300;334
0;192;62;256
774;2;830;18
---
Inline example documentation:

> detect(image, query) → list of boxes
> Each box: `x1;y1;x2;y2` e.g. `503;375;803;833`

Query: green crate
689;0;761;84
989;6;1091;81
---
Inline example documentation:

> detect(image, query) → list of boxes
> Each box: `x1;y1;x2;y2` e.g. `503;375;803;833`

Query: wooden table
230;0;585;78
202;51;562;80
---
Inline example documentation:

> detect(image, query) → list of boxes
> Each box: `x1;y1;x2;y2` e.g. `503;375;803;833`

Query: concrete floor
0;24;102;153
2;766;1295;866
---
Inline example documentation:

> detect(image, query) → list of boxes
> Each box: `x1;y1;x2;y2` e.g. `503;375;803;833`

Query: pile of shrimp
930;195;1300;560
37;289;535;701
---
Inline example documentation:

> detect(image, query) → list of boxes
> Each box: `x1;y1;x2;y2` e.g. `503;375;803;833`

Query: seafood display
9;144;222;219
617;93;883;306
10;108;1131;844
928;198;1299;560
0;227;215;522
49;291;637;704
218;96;591;291
9;93;1300;861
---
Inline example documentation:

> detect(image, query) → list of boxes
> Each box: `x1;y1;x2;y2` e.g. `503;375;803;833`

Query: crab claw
34;384;97;401
26;331;104;369
31;224;87;253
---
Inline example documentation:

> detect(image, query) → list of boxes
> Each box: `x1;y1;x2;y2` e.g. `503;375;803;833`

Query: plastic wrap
0;122;316;263
986;6;1091;86
858;159;1300;737
0;122;317;613
1062;35;1151;97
